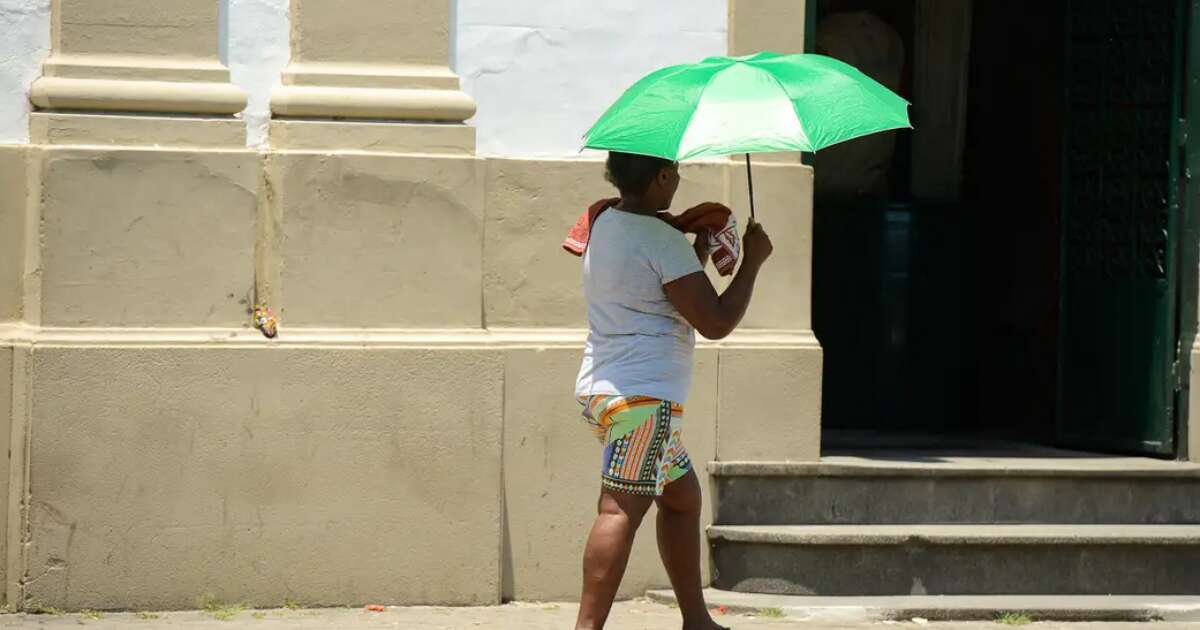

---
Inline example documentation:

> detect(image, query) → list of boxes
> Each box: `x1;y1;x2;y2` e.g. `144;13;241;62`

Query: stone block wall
0;0;820;610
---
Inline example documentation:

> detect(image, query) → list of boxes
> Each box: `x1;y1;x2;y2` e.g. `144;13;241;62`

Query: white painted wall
0;0;285;147
0;0;728;155
456;0;729;157
0;0;50;144
225;0;290;148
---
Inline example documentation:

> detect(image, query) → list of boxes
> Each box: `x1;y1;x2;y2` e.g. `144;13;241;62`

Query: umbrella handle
745;153;756;223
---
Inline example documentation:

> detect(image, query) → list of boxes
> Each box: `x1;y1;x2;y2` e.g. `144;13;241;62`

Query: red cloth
562;198;620;256
563;200;741;276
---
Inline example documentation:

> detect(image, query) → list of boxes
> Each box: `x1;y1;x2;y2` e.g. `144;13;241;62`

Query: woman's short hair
605;151;675;195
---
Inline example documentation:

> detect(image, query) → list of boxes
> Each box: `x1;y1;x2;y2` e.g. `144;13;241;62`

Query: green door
1058;0;1194;456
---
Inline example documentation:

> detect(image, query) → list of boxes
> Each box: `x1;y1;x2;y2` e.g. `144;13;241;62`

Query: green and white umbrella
583;51;911;218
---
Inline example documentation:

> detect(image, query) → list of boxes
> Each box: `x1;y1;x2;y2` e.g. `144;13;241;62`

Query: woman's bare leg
575;488;654;630
655;470;727;630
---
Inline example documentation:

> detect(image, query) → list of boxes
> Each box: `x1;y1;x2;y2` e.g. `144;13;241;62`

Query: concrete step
710;458;1200;525
645;588;1200;622
709;524;1200;596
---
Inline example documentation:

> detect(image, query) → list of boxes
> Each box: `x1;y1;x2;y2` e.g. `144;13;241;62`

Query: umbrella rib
752;64;814;152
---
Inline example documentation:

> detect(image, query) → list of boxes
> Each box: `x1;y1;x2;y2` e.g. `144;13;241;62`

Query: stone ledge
271;85;476;121
41;55;233;84
30;76;246;115
709;457;1200;478
269;118;475;153
647;589;1200;622
281;62;464;90
708;524;1200;546
30;112;247;148
0;325;820;350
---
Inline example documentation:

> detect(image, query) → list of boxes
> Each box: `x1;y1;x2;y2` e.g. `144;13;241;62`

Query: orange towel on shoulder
563;199;740;276
562;198;620;256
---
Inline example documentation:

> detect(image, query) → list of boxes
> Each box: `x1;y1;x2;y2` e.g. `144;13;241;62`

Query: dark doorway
964;0;1064;446
811;0;1196;456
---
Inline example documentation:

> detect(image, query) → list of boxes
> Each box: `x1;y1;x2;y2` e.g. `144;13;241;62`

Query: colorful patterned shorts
579;395;692;496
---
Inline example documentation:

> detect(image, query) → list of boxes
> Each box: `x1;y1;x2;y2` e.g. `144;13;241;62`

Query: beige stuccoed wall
729;0;807;56
2;145;27;600
0;343;10;596
270;153;485;328
0;152;820;610
1192;346;1199;459
1;0;823;611
36;149;257;327
289;0;449;67
1192;270;1200;459
24;345;503;609
0;147;27;323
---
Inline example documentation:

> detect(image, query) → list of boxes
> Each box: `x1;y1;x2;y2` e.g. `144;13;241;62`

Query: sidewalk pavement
3;600;1200;629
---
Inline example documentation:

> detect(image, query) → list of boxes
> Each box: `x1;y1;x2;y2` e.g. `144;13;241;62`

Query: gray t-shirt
575;208;704;404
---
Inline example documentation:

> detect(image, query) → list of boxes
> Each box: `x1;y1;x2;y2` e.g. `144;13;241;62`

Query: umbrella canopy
583;51;911;161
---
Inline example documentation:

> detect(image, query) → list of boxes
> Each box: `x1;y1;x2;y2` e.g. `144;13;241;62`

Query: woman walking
573;151;774;630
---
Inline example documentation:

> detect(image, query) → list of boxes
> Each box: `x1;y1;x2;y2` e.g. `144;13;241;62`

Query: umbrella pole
745;153;756;222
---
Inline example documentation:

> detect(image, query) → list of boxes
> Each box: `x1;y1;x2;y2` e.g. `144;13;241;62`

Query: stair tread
645;589;1200;621
710;523;1200;544
711;456;1200;478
